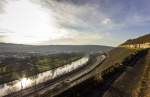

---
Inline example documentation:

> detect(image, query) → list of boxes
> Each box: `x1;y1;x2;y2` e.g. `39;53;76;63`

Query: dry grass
103;49;150;97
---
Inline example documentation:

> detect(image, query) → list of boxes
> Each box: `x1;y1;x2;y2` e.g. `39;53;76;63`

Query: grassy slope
53;47;150;97
97;47;138;73
103;49;150;97
55;47;138;97
122;33;150;45
139;49;150;97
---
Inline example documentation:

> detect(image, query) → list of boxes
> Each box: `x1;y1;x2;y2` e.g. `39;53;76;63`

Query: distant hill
122;34;150;45
0;43;113;54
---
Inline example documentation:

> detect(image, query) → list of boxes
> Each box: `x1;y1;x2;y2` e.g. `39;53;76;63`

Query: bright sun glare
0;0;64;44
20;78;31;89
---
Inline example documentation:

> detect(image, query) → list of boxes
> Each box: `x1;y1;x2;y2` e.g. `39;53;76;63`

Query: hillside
50;34;150;97
0;43;113;54
103;49;150;97
122;34;150;45
56;47;150;97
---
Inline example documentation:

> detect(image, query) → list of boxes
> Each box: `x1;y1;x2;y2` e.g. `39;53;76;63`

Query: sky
0;0;149;46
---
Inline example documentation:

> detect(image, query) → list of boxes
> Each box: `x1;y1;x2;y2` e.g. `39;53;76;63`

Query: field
0;53;83;84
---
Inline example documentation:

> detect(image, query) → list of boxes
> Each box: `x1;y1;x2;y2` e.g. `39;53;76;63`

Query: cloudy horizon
0;0;150;46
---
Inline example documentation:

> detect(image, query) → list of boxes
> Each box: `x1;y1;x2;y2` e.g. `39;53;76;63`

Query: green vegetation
31;54;82;73
0;53;83;84
0;64;6;74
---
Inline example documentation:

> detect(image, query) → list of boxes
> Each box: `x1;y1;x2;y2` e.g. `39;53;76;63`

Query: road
5;54;106;97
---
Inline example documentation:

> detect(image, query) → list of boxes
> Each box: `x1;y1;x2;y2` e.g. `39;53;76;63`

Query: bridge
3;54;107;97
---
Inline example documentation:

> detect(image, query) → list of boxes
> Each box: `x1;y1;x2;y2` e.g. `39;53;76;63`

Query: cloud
0;0;149;46
0;0;8;13
0;0;65;44
101;18;112;25
0;0;114;45
0;0;131;46
43;1;118;29
37;31;103;45
0;35;7;42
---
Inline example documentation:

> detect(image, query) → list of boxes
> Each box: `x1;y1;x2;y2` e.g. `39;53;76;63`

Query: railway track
4;54;106;97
